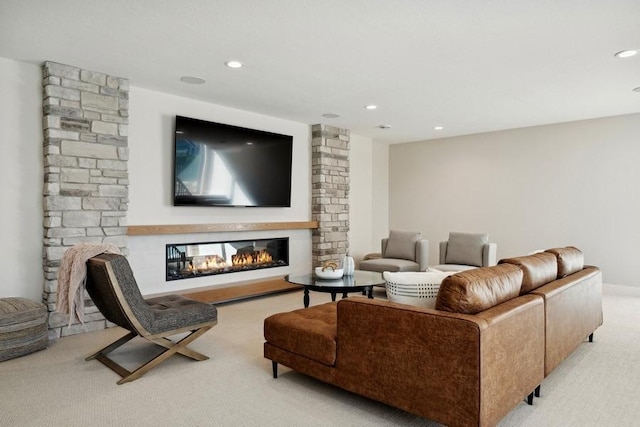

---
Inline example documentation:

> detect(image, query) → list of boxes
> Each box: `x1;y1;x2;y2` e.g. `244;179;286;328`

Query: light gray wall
348;132;373;262
371;141;390;253
0;58;43;300
389;113;640;287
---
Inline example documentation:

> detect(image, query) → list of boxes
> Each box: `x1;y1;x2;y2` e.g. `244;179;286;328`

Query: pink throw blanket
56;243;121;325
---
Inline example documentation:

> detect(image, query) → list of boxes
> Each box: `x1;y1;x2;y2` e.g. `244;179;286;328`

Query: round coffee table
285;270;384;308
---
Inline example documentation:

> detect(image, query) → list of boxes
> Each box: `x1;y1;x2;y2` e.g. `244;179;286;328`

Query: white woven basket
383;271;455;309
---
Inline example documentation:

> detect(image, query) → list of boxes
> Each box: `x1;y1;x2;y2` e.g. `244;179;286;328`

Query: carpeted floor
1;286;638;426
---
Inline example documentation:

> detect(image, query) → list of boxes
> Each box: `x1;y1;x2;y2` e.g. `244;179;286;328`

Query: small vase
342;254;355;276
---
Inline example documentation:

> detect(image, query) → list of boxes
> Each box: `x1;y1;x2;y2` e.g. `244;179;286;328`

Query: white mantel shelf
126;221;319;236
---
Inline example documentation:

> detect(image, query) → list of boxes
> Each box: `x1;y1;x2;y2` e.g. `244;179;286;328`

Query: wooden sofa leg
526;392;534;405
589;333;594;342
535;385;541;398
272;361;278;379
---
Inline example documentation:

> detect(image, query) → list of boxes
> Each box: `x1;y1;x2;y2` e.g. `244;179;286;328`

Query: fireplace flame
232;249;272;265
186;249;273;273
189;255;228;272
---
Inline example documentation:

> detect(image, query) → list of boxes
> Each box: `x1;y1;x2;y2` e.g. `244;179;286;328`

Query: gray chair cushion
358;258;420;273
445;232;488;267
145;295;219;335
384;230;420;260
431;264;479;272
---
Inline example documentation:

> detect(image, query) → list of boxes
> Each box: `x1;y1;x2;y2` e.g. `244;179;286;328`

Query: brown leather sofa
263;246;601;427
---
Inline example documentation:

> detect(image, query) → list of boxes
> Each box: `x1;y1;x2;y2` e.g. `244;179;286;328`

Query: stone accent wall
311;124;350;267
42;62;129;338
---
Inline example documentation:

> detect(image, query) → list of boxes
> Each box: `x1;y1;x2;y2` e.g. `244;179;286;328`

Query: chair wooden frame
85;256;218;385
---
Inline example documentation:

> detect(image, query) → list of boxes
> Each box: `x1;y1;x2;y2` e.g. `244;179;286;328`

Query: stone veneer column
42;62;129;338
311;124;350;267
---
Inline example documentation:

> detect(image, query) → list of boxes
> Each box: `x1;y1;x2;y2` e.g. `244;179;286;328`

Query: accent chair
85;253;218;384
359;230;429;273
431;231;497;272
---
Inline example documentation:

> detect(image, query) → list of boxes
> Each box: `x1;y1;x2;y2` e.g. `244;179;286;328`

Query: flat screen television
173;116;293;207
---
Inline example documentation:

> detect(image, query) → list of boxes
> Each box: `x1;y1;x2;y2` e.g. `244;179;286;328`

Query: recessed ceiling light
225;60;244;69
614;50;638;58
180;76;206;84
365;105;378;110
322;113;340;118
434;126;444;130
378;124;391;129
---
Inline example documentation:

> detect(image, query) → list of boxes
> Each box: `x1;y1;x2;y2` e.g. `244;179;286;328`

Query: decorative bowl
314;266;344;279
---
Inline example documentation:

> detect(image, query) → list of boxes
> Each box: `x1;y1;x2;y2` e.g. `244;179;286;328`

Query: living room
1;2;640;426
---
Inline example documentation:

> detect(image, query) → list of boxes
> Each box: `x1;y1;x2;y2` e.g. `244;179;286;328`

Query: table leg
304;288;310;308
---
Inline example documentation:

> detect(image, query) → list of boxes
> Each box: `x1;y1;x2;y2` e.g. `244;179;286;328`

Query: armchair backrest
86;253;154;336
380;230;429;271
439;232;497;267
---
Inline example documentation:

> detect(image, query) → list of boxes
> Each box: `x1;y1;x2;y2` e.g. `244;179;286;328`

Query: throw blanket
56;243;121;325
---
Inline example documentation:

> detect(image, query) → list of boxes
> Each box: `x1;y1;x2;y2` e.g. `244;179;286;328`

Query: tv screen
173;116;293;207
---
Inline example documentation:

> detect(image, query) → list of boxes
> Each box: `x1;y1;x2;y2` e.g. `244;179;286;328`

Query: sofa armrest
334;296;544;427
381;238;389;256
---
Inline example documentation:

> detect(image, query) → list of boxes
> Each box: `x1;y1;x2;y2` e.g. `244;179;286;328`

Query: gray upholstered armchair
359;230;429;273
431;232;497;272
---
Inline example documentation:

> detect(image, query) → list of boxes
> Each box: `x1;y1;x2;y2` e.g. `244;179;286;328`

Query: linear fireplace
166;237;289;281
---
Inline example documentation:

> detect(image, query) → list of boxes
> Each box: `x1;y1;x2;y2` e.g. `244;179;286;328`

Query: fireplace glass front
166;237;289;281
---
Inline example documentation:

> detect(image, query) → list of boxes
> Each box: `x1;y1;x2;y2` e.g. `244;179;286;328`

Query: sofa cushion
445;232;488;267
384;230;420;260
499;252;558;294
263;302;337;366
545;246;584;278
435;264;523;314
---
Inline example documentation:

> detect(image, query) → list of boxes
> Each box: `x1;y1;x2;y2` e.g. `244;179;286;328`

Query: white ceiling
1;0;639;143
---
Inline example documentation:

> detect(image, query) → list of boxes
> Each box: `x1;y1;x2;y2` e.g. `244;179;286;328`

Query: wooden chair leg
86;331;137;382
86;327;212;385
153;330;211;361
86;331;137;361
117;327;211;384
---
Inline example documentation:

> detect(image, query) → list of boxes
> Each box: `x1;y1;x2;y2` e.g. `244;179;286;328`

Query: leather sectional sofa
263;247;602;427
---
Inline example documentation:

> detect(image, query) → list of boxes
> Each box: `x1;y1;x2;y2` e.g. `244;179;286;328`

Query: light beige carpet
1;286;638;426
